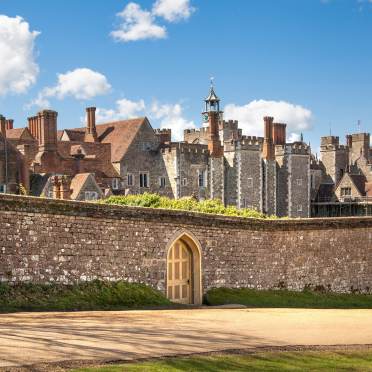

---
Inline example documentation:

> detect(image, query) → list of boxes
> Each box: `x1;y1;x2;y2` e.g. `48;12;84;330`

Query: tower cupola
204;81;220;113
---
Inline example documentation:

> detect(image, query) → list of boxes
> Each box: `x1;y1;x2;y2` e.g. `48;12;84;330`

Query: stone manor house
0;85;370;217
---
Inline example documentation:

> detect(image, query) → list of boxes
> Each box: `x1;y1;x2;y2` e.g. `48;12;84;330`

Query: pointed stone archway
166;230;202;305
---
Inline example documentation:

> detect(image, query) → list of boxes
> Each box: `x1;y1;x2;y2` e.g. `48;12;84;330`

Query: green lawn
204;287;372;308
0;280;172;313
71;350;372;371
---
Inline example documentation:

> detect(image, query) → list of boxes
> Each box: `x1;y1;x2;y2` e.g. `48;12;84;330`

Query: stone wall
0;194;371;296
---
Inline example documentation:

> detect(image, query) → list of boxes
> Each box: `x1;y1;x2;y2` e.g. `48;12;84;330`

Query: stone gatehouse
0;194;371;305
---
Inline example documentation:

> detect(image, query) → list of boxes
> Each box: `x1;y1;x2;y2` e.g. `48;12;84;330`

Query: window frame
159;176;166;188
112;178;120;190
127;173;134;186
139;172;150;188
84;191;99;201
198;169;207;188
341;187;352;196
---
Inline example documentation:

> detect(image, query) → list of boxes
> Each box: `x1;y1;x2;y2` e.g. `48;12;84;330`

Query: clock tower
203;80;223;157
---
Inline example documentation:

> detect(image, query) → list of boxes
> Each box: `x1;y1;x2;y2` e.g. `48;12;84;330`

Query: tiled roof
70;173;102;200
96;118;147;162
316;183;334;201
60;129;86;142
5;127;34;140
67;117;147;163
349;174;367;196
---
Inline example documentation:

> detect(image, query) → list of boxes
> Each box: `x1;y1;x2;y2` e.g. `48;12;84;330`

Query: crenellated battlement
184;127;209;134
224;138;261;152
241;135;264;145
154;128;171;134
275;143;311;156
160;142;209;154
220;120;238;129
320;144;348;152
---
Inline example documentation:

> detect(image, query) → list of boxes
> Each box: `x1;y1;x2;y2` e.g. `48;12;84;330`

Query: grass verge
70;350;372;371
204;287;372;308
0;280;172;313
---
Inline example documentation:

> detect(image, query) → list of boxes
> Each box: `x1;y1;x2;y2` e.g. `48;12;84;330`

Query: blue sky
0;0;372;150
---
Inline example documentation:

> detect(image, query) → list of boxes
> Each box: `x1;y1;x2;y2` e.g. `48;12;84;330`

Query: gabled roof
65;117;148;163
70;173;102;200
6;127;34;141
60;129;86;142
316;183;334;201
349;174;367;196
30;173;51;197
335;173;367;197
96;118;148;162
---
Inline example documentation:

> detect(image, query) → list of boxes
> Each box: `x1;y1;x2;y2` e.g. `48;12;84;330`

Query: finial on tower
210;76;215;88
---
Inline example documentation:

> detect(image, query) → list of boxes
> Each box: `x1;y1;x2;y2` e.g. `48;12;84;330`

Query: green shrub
102;193;273;219
204;287;372;309
0;280;172;313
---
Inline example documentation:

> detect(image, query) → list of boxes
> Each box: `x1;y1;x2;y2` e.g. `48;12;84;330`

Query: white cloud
96;98;146;122
287;132;301;143
151;102;195;140
224;99;312;138
96;98;194;140
0;15;40;96
111;2;166;42
30;68;111;108
152;0;195;22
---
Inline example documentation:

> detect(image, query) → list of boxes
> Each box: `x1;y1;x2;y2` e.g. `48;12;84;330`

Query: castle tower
320;136;348;185
259;117;277;215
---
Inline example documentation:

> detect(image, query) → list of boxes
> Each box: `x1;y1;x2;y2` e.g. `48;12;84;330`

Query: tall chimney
5;119;13;130
85;107;97;142
272;123;287;146
263;116;274;160
207;111;223;157
346;135;352;148
0;115;6;137
38;110;58;151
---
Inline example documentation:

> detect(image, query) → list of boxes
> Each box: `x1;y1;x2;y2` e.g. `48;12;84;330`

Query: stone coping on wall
0;193;371;231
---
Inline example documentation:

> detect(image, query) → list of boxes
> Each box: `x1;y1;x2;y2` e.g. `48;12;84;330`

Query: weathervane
210;76;215;88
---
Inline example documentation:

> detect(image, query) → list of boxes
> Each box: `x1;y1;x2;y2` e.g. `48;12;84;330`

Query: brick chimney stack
272;123;286;146
5;119;13;130
346;134;352;148
85;107;97;143
207;111;223;157
0;115;6;137
263;116;275;160
38;110;58;151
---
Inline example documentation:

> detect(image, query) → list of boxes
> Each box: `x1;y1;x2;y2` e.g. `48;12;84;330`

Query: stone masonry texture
0;194;371;295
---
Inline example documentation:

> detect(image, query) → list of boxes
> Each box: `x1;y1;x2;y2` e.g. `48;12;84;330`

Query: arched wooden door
167;240;192;304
